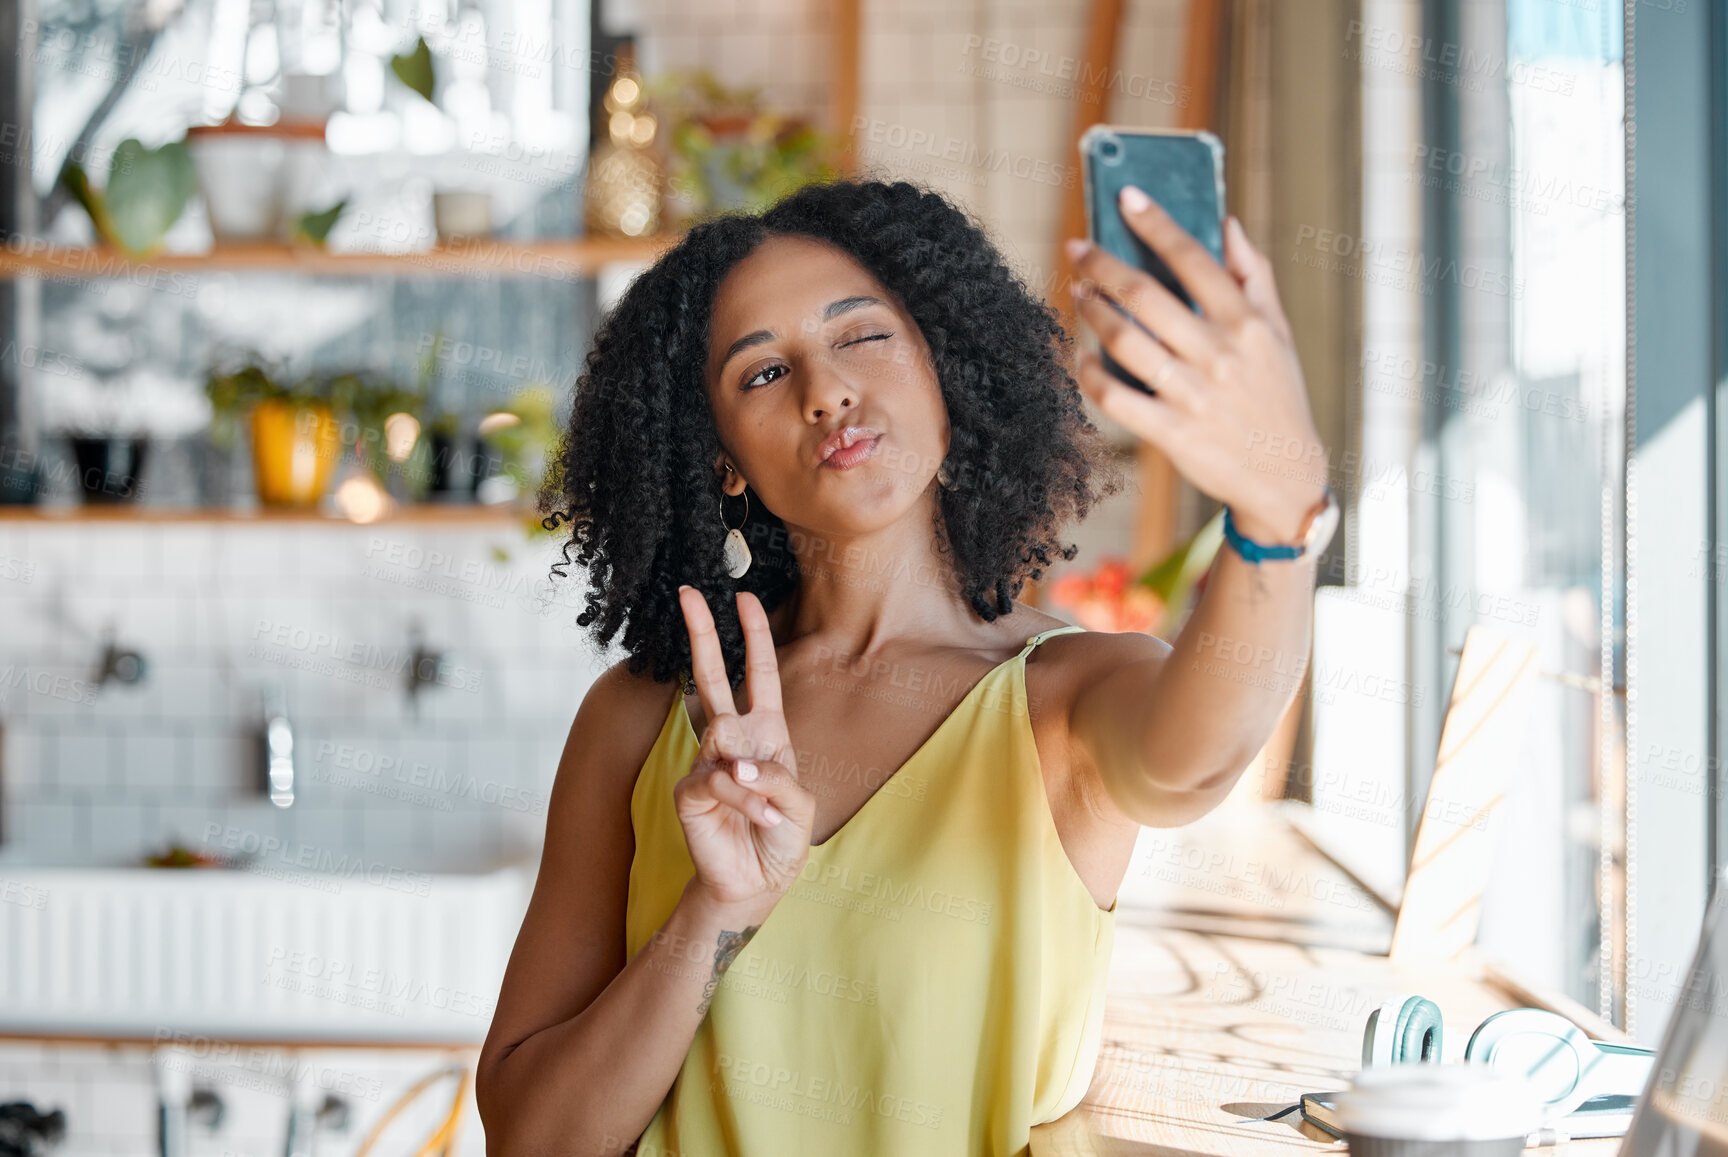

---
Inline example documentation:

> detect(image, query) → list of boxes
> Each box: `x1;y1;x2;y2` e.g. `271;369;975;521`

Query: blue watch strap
1222;504;1305;564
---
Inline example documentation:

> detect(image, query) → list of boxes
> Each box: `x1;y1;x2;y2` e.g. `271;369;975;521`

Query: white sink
0;863;531;1043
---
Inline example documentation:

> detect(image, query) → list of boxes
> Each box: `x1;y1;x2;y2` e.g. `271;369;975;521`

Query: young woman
475;179;1332;1156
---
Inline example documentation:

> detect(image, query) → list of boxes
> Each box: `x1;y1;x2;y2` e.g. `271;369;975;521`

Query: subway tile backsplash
0;517;609;874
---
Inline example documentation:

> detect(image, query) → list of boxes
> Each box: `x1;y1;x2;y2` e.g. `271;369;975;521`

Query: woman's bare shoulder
565;658;683;788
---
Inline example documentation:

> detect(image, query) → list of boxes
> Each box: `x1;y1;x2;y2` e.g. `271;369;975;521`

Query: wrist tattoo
697;924;759;1016
1245;565;1270;609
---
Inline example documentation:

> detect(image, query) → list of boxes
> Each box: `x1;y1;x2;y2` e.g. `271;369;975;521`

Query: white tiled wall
634;0;832;127
0;518;608;871
636;0;1189;298
856;0;1190;282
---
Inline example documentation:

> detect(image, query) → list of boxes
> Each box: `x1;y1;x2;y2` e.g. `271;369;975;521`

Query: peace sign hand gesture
1067;188;1328;545
671;585;816;921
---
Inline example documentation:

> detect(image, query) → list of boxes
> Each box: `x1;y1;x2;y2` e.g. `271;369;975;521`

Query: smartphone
1078;125;1226;394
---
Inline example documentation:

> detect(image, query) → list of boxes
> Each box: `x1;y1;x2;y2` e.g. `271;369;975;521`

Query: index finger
1117;185;1249;327
677;585;738;722
736;590;783;715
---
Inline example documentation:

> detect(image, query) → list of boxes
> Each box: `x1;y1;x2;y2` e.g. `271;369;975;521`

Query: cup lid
1335;1064;1546;1141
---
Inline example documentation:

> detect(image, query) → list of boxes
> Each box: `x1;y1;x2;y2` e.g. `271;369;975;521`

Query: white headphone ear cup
1362;1001;1402;1067
1362;995;1443;1066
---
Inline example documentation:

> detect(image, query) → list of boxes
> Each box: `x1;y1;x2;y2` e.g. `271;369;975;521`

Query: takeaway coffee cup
1334;1064;1544;1157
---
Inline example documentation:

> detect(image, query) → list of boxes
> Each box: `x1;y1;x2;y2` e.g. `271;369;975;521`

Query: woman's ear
719;460;747;497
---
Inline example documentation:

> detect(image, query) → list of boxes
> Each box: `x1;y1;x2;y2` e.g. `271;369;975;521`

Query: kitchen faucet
261;686;295;808
95;622;148;691
405;618;447;720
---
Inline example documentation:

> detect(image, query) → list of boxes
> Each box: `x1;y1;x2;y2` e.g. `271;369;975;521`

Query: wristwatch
1222;487;1339;564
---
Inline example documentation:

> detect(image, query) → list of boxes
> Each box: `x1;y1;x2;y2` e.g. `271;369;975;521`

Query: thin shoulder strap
1019;623;1086;656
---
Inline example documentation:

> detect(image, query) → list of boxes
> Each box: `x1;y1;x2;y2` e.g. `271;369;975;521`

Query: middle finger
736;591;784;717
1071;284;1200;410
1072;241;1222;367
678;585;739;724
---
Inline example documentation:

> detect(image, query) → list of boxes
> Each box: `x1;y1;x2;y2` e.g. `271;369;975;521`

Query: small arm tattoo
697;925;759;1016
1244;565;1270;609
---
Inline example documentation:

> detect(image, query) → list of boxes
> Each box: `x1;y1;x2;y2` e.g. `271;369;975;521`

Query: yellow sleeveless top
624;624;1117;1156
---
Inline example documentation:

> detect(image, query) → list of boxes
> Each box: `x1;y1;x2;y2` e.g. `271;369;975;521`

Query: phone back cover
1082;128;1225;309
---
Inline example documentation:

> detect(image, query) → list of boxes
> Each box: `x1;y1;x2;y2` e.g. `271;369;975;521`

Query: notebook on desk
1300;871;1728;1152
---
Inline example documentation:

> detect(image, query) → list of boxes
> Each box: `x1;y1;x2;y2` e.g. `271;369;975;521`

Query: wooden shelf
0;502;545;525
0;235;677;280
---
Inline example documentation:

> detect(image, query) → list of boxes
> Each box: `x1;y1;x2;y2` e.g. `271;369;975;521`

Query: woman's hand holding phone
1067;186;1328;545
673;585;815;920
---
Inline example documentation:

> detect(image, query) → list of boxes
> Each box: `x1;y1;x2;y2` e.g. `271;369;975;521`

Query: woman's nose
801;357;858;420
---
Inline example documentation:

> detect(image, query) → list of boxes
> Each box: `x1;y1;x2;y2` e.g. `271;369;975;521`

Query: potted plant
36;366;211;506
650;70;839;224
185;119;336;243
205;359;342;507
323;370;429;498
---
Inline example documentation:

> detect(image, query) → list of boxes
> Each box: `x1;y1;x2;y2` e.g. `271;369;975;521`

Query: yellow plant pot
250;400;341;507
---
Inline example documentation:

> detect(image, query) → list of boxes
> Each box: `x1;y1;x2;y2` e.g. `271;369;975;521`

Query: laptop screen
1619;870;1728;1156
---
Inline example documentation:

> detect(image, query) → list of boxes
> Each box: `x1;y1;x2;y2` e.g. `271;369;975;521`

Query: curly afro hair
540;178;1126;691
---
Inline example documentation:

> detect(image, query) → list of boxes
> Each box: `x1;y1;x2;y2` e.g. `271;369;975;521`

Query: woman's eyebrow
718;329;776;373
715;296;889;376
823;294;886;320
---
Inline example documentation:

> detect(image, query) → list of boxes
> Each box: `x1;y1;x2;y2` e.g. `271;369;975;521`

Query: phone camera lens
1097;135;1122;163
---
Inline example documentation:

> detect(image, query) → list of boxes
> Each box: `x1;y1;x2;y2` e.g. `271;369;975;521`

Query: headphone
1361;996;1656;1121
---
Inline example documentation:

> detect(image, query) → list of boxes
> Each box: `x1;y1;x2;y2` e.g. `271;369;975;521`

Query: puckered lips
817;425;882;470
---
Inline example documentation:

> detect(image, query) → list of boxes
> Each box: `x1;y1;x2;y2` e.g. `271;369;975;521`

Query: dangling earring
936;460;955;490
720;466;752;578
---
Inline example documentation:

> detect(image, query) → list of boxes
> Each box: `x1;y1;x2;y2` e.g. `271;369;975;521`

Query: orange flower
1045;558;1164;635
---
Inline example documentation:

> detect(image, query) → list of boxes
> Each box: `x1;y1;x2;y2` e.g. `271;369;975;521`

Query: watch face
1305;494;1341;555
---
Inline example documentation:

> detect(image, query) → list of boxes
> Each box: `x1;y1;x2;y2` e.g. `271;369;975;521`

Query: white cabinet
0;1040;487;1157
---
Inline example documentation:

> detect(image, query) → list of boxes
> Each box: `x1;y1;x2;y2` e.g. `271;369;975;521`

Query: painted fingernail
1120;185;1151;213
678;584;691;594
1064;238;1089;261
735;759;758;782
761;804;785;826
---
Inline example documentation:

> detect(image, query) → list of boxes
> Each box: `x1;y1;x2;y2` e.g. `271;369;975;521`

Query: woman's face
704;234;947;539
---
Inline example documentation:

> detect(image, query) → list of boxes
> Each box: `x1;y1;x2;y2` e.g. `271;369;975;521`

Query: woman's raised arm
1064;191;1328;828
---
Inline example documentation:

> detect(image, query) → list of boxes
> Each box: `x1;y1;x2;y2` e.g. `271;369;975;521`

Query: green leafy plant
292;199;347;245
324;370;428;485
1139;510;1224;637
390;37;436;103
428;411;460;440
204;358;330;446
61;137;197;255
480;385;557;486
650;70;839;219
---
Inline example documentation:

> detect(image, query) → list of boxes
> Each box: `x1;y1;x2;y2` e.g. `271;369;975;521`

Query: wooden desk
1030;805;1621;1155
